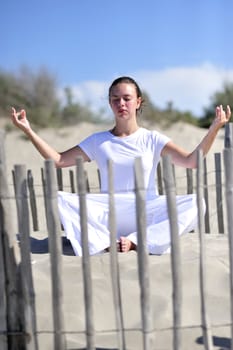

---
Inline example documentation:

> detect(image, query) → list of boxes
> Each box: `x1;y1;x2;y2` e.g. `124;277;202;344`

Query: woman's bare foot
119;237;136;252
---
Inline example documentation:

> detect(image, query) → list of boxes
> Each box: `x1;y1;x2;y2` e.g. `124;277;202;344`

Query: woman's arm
161;105;231;168
11;107;90;167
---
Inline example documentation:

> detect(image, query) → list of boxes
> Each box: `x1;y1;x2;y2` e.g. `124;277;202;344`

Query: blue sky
1;0;233;117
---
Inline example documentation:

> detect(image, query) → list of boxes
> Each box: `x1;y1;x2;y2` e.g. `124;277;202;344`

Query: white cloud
60;63;233;118
136;63;233;116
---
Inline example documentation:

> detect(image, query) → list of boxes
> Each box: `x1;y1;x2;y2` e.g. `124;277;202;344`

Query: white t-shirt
79;127;170;196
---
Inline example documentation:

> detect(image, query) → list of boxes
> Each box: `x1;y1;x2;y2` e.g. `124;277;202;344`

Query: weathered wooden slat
156;161;163;195
224;122;233;148
196;151;213;350
69;170;75;193
84;170;90;193
41;168;48;224
0;216;7;350
12;169;16;196
186;168;193;194
214;153;224;233
56;168;63;191
14;164;38;350
172;164;177;193
203;159;210;233
76;157;95;350
97;168;101;189
0;130;23;349
44;160;66;350
27;170;39;231
223;147;233;350
0;135;7;350
108;159;125;350
162;155;182;350
134;157;155;350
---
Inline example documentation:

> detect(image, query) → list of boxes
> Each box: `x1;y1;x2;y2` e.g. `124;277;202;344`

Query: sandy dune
2;121;231;349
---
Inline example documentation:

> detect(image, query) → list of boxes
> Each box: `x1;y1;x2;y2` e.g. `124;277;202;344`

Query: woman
11;76;231;255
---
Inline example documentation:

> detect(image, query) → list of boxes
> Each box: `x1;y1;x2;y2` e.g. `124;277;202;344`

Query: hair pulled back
108;76;144;114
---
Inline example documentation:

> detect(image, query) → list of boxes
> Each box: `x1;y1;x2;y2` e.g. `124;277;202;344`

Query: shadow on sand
74;348;118;350
29;235;75;256
196;335;231;349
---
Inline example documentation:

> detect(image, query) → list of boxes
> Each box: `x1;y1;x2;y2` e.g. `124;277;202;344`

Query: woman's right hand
11;107;31;133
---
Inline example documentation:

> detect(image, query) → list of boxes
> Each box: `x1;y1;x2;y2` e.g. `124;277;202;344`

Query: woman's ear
136;97;142;110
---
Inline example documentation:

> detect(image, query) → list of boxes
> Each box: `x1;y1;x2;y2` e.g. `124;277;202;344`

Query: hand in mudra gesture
214;105;231;129
11;107;31;132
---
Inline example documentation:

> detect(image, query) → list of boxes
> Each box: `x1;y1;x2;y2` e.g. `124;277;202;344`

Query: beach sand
31;233;231;350
3;121;231;349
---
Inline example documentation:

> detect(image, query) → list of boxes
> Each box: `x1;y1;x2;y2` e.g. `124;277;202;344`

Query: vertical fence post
223;146;233;350
196;151;213;350
157;162;163;195
0;132;8;350
41;168;48;224
76;157;95;350
186;168;193;194
224;122;233;350
108;159;125;350
69;170;75;193
224;123;233;148
97;169;101;189
0;230;7;350
214;153;224;233
0;216;7;350
162;155;182;350
56;168;63;191
203;159;210;233
134;157;155;350
44;160;66;350
0;130;24;349
14;164;38;350
27;170;39;231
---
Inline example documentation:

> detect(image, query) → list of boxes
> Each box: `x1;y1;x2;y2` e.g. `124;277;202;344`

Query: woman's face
109;83;142;120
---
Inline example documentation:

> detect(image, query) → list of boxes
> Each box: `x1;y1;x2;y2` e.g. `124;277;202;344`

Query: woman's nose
119;98;125;106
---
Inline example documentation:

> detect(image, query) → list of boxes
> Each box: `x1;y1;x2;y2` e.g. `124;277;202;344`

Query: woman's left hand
214;105;231;129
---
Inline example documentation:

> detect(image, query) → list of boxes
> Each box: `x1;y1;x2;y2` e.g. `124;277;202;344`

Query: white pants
58;191;199;256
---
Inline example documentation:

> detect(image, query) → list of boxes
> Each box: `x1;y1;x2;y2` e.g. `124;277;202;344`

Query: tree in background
61;87;100;125
198;83;233;128
1;66;232;129
0;66;61;127
0;66;101;129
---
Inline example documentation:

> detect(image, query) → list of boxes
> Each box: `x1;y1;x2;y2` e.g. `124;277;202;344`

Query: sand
3;121;231;349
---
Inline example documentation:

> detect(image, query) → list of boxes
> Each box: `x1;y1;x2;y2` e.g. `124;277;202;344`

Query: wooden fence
0;124;233;349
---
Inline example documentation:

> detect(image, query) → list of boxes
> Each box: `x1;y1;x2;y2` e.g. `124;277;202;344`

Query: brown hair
108;76;144;114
